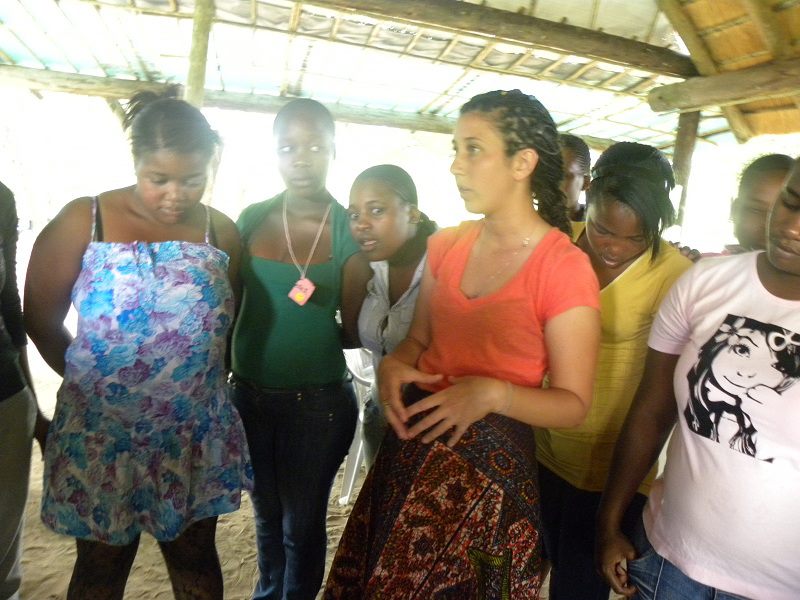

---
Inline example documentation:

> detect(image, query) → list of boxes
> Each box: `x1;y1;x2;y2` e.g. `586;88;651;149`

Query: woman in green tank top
230;98;371;600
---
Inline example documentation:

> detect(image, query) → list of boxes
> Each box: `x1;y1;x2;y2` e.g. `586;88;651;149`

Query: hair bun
123;84;184;131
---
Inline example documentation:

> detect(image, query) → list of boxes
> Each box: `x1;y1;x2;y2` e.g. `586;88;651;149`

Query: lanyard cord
282;196;332;279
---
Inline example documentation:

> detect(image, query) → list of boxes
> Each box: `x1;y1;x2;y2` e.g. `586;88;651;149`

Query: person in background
0;182;49;600
535;142;692;600
24;88;251;600
729;153;794;253
347;164;437;468
230;98;372;600
671;153;793;261
325;89;600;598
560;133;591;221
596;157;800;599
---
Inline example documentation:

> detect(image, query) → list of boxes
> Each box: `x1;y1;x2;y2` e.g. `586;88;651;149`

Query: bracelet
499;380;513;414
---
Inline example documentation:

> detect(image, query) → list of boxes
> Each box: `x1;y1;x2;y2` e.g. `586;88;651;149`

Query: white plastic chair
338;348;375;505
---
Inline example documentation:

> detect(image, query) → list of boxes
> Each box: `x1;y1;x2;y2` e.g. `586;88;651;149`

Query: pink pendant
288;277;315;306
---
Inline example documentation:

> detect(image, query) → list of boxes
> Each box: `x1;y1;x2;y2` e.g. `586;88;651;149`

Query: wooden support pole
672;110;700;227
185;0;215;107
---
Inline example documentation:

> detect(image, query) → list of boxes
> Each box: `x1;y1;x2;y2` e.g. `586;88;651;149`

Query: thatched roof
1;0;798;151
654;0;800;142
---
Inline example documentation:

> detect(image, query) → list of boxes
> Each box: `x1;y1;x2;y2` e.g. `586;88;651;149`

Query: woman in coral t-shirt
325;89;601;599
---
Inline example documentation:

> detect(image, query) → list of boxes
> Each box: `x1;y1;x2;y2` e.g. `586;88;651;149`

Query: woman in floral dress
24;88;252;600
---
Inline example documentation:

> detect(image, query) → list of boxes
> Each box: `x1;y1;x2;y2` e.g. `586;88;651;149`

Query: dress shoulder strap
90;196;103;242
204;204;211;244
203;204;219;247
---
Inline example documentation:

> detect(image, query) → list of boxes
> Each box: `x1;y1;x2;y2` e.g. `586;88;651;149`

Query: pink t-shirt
647;252;800;599
417;220;599;391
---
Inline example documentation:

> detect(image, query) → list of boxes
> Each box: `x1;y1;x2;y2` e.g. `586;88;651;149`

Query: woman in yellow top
536;142;692;600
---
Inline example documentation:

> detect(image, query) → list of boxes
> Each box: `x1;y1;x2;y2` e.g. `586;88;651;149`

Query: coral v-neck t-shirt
417;220;599;392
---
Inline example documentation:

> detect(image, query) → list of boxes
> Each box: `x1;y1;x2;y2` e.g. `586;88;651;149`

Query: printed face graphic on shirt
710;329;784;400
684;314;800;461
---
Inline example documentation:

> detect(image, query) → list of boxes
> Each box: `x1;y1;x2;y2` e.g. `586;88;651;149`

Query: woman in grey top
0;181;48;600
347;165;436;466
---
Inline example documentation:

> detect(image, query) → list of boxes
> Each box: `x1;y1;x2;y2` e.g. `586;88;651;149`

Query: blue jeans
538;464;647;600
232;378;357;600
627;518;749;600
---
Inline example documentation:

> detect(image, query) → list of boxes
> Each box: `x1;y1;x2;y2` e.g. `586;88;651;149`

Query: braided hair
559;133;591;176
460;90;571;236
124;85;220;163
588;142;676;260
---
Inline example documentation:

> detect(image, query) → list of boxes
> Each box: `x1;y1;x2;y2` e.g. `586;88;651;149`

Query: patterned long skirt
324;385;544;599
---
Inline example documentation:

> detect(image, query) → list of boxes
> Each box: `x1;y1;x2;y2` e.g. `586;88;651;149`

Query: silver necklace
482;226;535;284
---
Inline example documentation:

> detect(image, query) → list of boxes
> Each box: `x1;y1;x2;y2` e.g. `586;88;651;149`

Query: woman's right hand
33;409;51;458
596;528;639;597
377;354;442;440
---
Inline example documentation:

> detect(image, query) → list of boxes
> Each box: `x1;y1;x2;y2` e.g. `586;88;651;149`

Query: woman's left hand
405;376;506;447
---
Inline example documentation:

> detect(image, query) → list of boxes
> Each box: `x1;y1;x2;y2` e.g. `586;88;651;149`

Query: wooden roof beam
303;0;698;78
509;49;533;70
0;64;458;134
537;55;569;78
417;70;472;114
656;0;752;141
437;35;461;61
741;0;800;112
566;60;599;82
403;29;424;53
75;1;671;100
625;73;660;94
648;58;800;112
468;43;496;68
329;15;342;40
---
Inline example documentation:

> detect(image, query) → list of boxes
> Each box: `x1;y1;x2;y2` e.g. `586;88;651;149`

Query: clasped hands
377;354;505;448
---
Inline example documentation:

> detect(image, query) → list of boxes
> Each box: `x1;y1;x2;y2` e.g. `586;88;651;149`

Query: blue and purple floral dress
41;203;253;545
